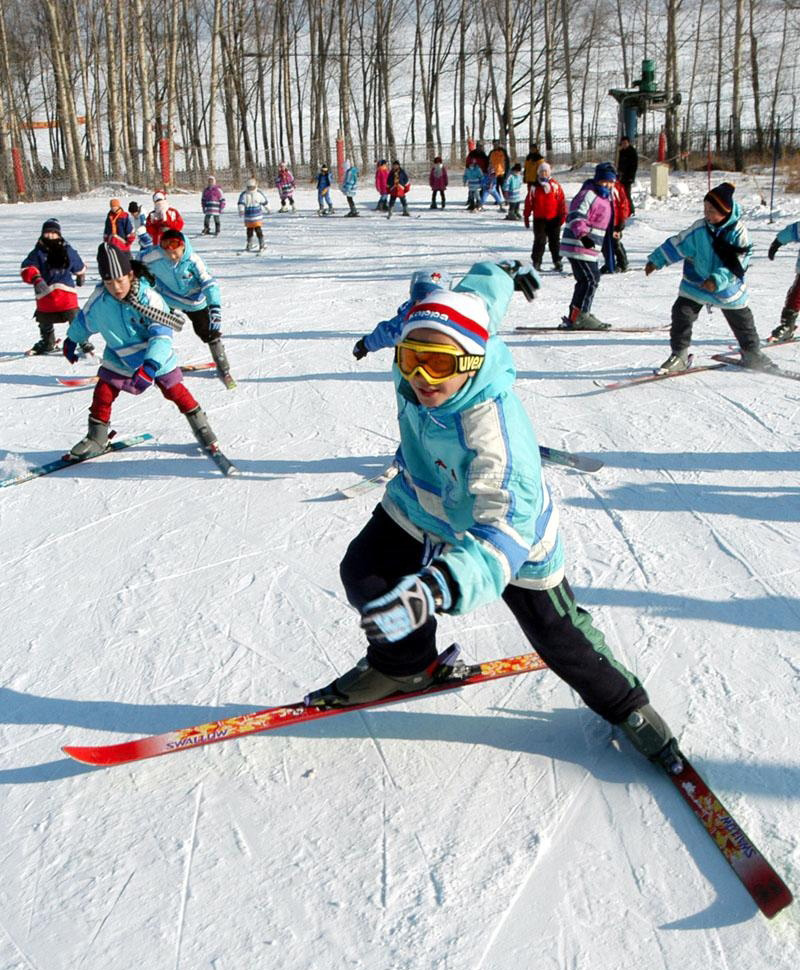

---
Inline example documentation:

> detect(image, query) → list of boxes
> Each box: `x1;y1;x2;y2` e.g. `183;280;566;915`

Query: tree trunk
731;0;745;169
132;0;155;186
560;0;577;162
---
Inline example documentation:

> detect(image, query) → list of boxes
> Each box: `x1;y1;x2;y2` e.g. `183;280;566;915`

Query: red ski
593;355;727;391
62;650;548;766
56;362;215;388
61;647;793;917
664;755;793;918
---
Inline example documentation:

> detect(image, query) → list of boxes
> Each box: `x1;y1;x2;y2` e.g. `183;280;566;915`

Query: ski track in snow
1;181;799;969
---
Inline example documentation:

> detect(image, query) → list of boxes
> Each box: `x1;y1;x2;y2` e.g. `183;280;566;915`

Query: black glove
579;235;595;248
352;337;368;360
768;239;781;261
62;338;79;364
498;260;540;302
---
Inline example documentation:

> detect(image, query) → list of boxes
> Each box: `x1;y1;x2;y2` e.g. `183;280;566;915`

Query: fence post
769;123;780;224
11;145;25;195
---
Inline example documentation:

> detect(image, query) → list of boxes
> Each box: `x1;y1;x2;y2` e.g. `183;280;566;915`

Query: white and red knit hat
401;290;490;356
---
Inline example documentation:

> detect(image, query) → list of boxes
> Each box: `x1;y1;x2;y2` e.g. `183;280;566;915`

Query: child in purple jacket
201;177;226;236
429;157;448;209
560;162;617;330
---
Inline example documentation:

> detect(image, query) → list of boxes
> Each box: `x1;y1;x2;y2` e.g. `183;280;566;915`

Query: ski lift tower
609;59;681;199
609;59;681;143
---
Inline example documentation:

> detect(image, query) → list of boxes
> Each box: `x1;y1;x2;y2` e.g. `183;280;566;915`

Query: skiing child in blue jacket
341;162;359;217
645;182;771;373
62;243;221;462
141;229;234;387
315;165;334;214
765;219;800;342
307;259;680;774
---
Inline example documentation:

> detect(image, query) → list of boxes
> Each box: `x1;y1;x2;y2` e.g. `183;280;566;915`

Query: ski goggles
160;236;184;251
395;339;484;385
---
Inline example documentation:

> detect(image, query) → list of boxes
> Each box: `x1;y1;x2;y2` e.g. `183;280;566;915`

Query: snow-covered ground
0;170;798;970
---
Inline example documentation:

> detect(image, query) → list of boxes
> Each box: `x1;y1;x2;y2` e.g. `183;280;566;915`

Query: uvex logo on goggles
395;340;484;385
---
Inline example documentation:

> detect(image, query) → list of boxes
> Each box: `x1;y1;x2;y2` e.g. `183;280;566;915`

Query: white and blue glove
208;305;222;331
360;566;453;644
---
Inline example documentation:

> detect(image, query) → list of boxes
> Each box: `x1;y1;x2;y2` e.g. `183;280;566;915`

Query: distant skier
765;219;800;342
201;176;226;235
62;243;222;463
127;201;152;248
237;177;270;250
141;229;235;388
20;218;92;356
103;198;135;251
428;156;448;209
146;191;184;246
645;181;772;373
307;259;681;776
463;161;484;211
274;162;296;213
341;161;359;217
374;159;390;211
315;164;334;215
386;160;411;218
503;162;524;221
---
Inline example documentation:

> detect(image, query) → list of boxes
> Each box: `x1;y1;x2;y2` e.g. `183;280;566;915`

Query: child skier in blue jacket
645;182;771;373
141;229;234;387
308;260;680;772
62;244;221;462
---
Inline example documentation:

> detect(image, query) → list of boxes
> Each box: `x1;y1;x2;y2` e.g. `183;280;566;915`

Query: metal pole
769;122;780;224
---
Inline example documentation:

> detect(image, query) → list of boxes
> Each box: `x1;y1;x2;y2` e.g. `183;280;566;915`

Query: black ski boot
185;406;218;449
770;308;797;343
31;323;56;355
69;416;110;460
305;657;436;709
209;338;236;389
621;705;683;774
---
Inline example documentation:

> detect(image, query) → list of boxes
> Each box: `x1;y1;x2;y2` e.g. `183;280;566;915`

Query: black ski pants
531;217;562;268
340;504;647;724
670;295;759;354
568;258;602;313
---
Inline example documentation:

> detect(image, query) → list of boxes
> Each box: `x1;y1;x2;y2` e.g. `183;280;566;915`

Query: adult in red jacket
146;191;185;246
20;218;92;355
523;163;567;272
604;180;631;272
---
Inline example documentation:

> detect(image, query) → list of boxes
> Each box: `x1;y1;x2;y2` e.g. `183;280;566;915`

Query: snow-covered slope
0;171;797;969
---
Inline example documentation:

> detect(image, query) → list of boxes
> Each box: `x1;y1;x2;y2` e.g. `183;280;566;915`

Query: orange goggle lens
160;237;183;251
395;340;484;385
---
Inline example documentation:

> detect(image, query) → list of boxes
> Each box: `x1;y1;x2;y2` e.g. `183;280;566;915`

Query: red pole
11;146;25;195
159;138;171;187
336;132;345;185
657;130;667;162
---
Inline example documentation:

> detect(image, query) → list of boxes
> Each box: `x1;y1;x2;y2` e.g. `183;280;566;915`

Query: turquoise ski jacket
381;262;565;613
141;234;221;311
66;278;178;377
647;203;752;308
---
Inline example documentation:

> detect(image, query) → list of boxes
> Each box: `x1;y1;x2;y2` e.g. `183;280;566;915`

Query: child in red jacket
145;191;185;246
523;163;566;272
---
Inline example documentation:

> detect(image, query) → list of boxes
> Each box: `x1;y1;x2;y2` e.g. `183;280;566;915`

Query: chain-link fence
5;125;799;201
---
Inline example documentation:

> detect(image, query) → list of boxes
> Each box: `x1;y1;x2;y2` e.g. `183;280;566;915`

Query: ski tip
62;745;110;766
